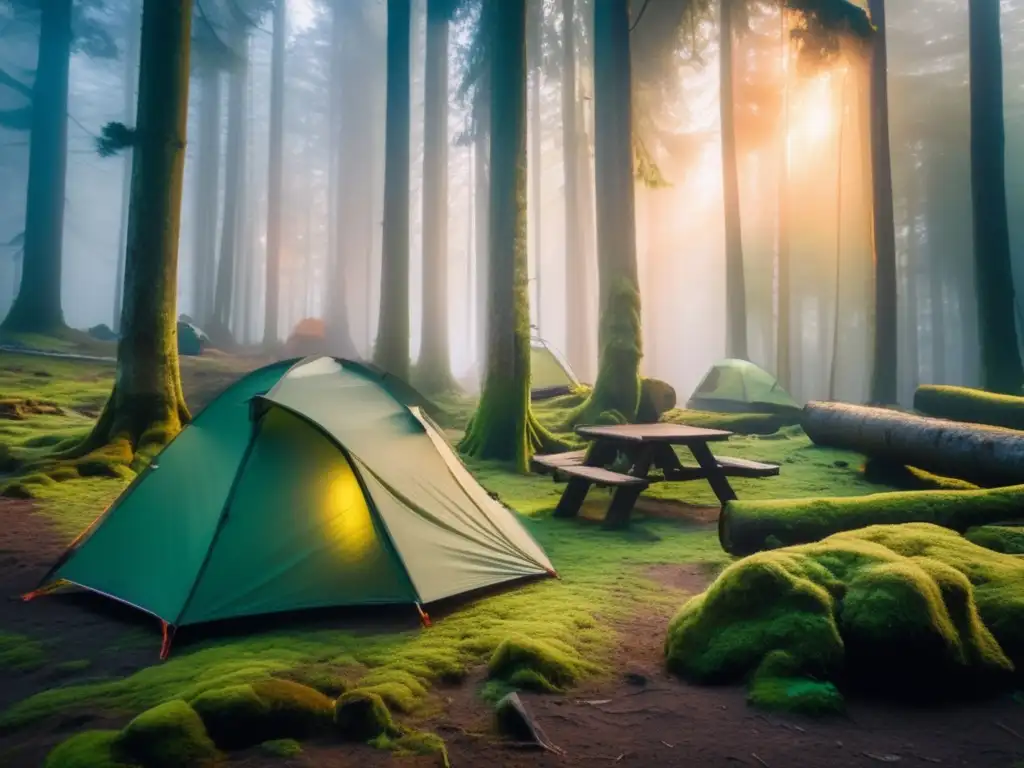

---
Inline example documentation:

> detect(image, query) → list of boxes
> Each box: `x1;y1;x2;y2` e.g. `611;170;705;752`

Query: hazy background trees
2;0;1023;408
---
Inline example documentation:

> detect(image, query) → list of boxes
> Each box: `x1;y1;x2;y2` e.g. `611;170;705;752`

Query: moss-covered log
802;400;1024;487
60;0;193;470
914;384;1024;431
719;484;1024;556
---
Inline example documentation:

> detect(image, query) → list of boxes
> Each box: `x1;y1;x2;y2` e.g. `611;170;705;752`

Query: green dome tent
530;338;580;400
29;357;555;656
686;359;800;414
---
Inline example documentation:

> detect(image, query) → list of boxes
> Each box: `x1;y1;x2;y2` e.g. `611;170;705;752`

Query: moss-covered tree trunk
1;0;72;334
417;0;455;392
213;58;247;337
568;0;642;425
561;0;590;380
262;0;286;348
720;0;747;361
968;0;1024;395
374;0;412;379
73;0;193;465
458;0;562;472
867;0;898;405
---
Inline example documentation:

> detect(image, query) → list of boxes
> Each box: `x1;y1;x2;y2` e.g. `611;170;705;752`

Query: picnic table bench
532;423;779;530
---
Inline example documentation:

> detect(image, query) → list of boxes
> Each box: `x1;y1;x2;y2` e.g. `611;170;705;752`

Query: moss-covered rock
660;408;800;435
747;651;844;715
488;636;596;693
334;690;397;741
666;524;1024;705
45;730;139;768
116;700;219;768
189;679;333;750
275;664;350;697
966;526;1024;555
260;738;302;757
636;378;677;424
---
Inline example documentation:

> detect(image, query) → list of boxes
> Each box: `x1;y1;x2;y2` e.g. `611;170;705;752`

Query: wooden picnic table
532;423;780;531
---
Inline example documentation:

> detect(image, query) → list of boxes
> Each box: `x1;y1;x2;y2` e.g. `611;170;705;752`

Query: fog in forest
1;0;1022;406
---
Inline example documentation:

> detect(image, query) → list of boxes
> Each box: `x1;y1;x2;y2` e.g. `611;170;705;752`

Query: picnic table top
575;422;733;444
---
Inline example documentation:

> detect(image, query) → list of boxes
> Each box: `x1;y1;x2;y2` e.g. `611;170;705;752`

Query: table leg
554;477;592;519
584;439;619;467
688;442;737;505
603;485;645;530
651;443;684;478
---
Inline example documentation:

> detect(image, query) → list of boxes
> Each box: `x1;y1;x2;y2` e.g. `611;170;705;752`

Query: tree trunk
801;400;1024;488
213;59;247;339
113;0;141;332
474;93;490;375
262;0;286;347
528;0;544;333
719;484;1024;557
571;0;641;423
867;0;898;405
561;0;589;379
775;8;791;388
191;64;221;327
924;151;946;383
969;0;1024;395
1;0;72;334
458;0;564;470
374;0;413;379
577;78;598;384
417;0;455;392
75;0;193;463
325;0;358;359
719;0;747;360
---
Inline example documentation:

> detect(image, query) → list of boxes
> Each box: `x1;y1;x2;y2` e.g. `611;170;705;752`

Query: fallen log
914;385;1024;432
718;485;1024;556
801;400;1024;487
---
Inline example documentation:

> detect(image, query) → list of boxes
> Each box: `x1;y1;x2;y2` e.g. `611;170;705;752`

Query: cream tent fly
27;357;556;657
530;337;581;400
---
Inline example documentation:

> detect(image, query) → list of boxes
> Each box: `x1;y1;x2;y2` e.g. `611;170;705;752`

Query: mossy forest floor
0;350;1021;767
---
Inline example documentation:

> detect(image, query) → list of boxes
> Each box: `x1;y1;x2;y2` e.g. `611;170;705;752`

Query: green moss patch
116;700;219;768
965;526;1024;555
44;730;138;768
189;679;332;750
0;631;47;672
666;523;1024;707
488;636;599;693
748;651;844;715
274;664;351;697
915;385;1024;431
260;738;302;757
862;458;978;492
334;690;397;741
370;729;449;762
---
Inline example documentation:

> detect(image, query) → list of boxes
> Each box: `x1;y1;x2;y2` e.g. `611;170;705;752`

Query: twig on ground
623;687;671;697
862;752;901;763
995;721;1023;741
752;753;770;767
660;740;674;748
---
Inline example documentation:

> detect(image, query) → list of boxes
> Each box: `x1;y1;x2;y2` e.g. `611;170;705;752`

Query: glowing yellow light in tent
324;461;376;560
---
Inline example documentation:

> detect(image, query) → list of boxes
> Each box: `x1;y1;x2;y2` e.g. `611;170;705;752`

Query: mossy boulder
666;524;1024;708
260;738;302;757
334;690;397;741
636;378;677;423
45;730;139;768
116;700;219;768
966;526;1024;555
488;636;597;693
746;651;844;715
189;679;333;750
